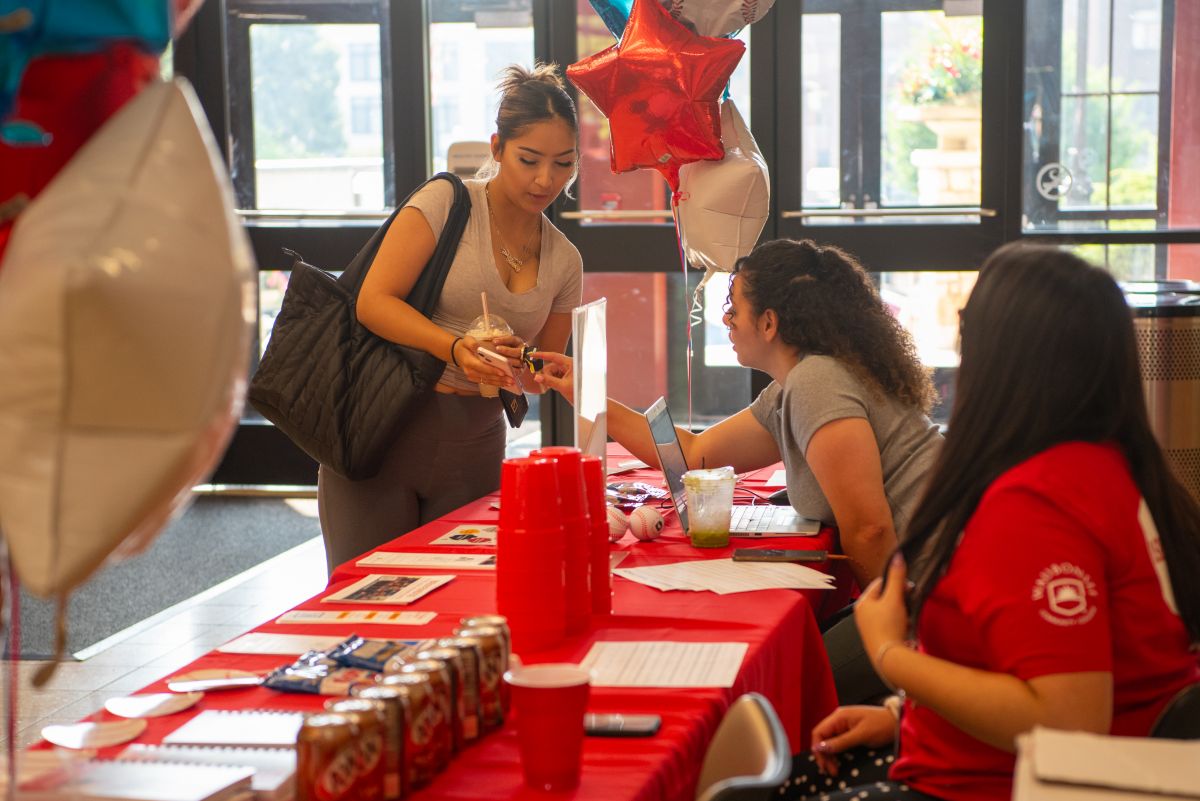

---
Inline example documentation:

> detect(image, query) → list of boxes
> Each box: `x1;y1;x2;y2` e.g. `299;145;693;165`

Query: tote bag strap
334;172;471;316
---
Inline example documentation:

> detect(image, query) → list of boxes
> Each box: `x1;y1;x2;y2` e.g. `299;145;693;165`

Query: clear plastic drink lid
683;466;735;487
466;313;513;338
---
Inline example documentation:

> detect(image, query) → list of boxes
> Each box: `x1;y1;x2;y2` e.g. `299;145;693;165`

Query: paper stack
614;559;835;594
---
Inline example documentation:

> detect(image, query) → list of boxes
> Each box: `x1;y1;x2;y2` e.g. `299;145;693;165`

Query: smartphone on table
731;549;833;562
584;713;662;737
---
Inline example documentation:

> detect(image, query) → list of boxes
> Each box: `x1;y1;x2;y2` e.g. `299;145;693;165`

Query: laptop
644;398;820;537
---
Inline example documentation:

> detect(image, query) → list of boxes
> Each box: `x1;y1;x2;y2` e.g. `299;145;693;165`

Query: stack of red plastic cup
579;454;611;616
496;456;565;654
530;446;591;634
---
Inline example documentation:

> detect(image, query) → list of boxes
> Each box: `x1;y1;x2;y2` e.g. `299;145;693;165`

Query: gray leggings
317;392;506;573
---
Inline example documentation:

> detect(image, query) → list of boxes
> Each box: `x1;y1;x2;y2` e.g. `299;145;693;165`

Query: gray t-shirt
750;354;942;534
405;178;583;392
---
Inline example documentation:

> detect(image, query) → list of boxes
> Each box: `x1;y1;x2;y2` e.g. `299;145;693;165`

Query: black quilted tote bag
248;173;471;480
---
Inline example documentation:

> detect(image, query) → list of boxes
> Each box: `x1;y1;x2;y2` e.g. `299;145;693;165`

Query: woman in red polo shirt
785;243;1200;801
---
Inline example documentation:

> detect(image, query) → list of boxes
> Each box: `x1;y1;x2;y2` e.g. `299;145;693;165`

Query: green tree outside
250;25;347;159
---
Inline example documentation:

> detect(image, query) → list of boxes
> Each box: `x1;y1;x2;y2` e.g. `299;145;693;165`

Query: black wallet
499;388;529;428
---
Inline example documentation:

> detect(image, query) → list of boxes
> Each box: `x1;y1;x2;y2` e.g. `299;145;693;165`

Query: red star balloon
567;0;745;192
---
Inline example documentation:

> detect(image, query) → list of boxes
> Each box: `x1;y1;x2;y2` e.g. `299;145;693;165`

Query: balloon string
2;535;17;799
671;190;694;432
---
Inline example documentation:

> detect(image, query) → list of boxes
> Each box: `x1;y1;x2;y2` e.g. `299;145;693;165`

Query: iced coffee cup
683;466;736;548
464;313;514;397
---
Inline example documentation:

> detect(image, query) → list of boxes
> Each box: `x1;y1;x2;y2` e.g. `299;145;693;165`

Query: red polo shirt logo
1047;577;1087;617
1032;562;1098;626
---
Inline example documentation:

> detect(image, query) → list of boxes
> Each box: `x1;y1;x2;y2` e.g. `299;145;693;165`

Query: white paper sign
275;609;437;626
581;641;748;688
357;552;496;570
322;574;454;606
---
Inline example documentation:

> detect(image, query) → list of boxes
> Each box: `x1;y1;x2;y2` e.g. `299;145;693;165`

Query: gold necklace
485;184;539;273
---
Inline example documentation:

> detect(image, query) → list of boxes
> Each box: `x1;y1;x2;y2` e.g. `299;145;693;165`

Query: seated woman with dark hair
785;243;1200;801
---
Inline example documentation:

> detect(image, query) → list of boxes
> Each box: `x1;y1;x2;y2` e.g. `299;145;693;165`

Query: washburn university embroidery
1031;561;1098;626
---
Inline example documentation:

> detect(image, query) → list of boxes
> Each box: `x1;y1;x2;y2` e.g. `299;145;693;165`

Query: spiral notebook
118;745;294;801
6;753;254;801
163;710;304;749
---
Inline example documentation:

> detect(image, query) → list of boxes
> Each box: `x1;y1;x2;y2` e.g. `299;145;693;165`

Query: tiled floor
0;498;328;749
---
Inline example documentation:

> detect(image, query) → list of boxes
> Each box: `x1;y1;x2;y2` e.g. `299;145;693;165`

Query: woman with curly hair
536;238;942;589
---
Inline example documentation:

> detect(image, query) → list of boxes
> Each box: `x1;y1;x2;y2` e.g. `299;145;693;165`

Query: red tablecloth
69;455;844;801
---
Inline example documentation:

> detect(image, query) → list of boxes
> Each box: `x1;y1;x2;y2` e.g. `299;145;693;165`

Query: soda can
352;684;408;801
436;636;484;744
396;659;453;768
324;698;387;801
380;671;443;788
460;614;511;659
454;624;507;729
297;712;359;801
413;646;469;750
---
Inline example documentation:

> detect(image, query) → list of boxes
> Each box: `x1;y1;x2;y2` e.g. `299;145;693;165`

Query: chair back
1150;682;1200;739
695;693;790;801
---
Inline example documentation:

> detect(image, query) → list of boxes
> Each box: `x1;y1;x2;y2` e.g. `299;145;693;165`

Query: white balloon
662;0;776;38
0;79;255;598
677;99;769;274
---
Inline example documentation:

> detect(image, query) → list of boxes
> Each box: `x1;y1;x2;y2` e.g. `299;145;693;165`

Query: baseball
606;506;630;542
629;505;665;541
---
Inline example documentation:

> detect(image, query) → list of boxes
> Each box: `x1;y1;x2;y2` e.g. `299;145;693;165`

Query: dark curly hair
732;239;935;413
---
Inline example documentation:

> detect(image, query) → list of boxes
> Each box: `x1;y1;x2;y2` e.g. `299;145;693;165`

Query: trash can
1123;280;1200;505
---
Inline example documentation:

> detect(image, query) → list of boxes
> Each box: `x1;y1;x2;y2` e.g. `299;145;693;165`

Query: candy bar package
606;482;669;509
329;635;420;672
263;649;378;696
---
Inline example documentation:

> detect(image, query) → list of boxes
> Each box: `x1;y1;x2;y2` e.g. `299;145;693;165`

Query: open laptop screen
645;397;689;533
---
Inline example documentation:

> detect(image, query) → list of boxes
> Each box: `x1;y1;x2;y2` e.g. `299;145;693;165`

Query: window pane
248;23;385;211
1112;0;1161;92
1061;0;1110;95
801;13;841;208
573;0;751;226
877;271;977;427
1023;0;1197;233
1068;243;1200;282
881;10;982;208
583;272;750;426
428;1;534;174
1058;94;1110;209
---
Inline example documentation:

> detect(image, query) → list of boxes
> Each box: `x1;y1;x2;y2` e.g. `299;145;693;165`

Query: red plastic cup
580;455;612;615
503;664;591;791
499;457;562;532
530;447;591;634
497;458;565;654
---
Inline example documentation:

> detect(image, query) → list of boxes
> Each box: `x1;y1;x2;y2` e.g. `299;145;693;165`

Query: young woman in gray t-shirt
316;64;583;572
536;238;941;589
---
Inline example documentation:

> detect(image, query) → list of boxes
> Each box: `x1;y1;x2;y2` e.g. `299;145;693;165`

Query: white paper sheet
216;632;346;655
357;552;496;570
581;641;749;688
275;610;437;626
322;574;454;605
613;559;834;594
430;525;497;546
607;459;648;475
